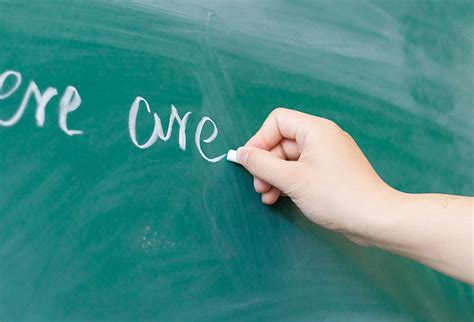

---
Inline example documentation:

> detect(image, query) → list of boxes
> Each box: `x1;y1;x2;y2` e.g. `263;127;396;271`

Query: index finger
245;107;315;151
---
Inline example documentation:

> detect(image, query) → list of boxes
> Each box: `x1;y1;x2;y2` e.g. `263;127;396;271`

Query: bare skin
236;108;474;284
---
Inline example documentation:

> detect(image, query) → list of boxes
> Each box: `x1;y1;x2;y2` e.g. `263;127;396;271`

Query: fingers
271;139;301;161
252;139;300;200
254;177;271;193
245;107;315;151
237;146;300;191
261;187;280;205
242;108;310;204
254;178;282;204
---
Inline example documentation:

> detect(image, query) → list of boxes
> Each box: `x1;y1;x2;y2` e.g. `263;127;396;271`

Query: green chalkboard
1;1;473;320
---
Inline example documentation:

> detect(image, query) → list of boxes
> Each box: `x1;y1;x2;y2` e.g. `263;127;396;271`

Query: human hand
236;108;473;284
237;108;397;243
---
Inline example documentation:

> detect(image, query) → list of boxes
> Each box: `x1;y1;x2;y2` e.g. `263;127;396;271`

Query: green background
1;0;473;320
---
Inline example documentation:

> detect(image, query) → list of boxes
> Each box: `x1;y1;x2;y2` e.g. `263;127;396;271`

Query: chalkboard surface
1;1;473;320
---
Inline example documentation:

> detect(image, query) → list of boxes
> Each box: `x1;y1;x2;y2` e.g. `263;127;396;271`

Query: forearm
368;191;473;284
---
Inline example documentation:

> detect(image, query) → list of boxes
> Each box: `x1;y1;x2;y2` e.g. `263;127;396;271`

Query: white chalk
226;149;238;163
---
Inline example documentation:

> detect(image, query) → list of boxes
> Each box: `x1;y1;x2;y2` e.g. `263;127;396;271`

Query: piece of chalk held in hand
226;149;238;163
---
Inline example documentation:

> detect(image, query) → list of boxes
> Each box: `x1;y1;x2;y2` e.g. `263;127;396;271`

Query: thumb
237;146;300;191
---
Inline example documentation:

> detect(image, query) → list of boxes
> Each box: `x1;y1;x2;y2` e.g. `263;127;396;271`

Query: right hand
236;108;474;284
237;108;397;243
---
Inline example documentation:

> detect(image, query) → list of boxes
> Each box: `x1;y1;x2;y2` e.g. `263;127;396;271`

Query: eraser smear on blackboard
226;149;238;163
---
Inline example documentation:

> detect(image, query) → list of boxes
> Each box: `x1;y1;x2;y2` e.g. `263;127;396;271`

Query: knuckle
325;118;344;132
311;117;343;135
317;117;337;128
270;107;290;118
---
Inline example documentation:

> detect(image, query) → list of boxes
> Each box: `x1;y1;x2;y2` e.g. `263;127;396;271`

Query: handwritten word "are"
128;97;225;163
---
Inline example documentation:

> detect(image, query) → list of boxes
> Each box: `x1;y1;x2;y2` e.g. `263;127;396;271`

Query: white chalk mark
0;70;22;100
128;97;191;150
34;84;58;127
0;81;57;127
207;10;214;25
59;86;83;136
129;96;160;149
156;104;191;151
195;116;225;163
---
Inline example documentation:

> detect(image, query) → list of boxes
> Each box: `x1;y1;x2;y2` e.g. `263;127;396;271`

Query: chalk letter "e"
195;117;225;163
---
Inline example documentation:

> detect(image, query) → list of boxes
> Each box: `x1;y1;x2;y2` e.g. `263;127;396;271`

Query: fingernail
237;147;249;165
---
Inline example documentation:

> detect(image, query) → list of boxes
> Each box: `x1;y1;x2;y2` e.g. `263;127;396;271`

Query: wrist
360;186;409;249
363;189;430;256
